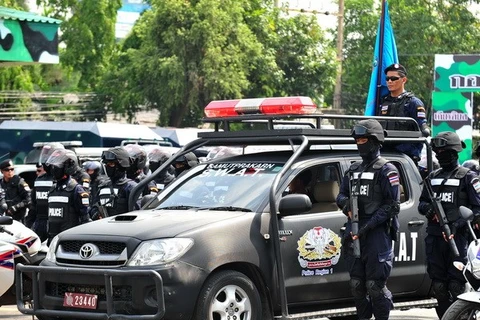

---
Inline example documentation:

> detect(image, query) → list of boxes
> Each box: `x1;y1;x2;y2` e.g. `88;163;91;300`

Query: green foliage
97;0;337;127
342;0;480;115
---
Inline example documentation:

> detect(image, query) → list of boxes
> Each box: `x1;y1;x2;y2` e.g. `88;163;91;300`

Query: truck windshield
157;162;283;212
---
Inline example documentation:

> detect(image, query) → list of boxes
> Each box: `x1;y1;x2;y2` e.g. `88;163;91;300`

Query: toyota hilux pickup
16;97;437;320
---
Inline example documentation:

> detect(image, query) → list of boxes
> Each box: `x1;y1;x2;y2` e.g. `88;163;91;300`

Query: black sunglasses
2;168;14;172
386;76;403;82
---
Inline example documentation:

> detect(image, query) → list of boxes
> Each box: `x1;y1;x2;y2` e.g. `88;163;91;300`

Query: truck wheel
442;299;480;320
194;270;262;320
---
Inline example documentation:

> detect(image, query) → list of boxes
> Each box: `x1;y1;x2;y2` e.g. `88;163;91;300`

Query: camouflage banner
433;54;478;163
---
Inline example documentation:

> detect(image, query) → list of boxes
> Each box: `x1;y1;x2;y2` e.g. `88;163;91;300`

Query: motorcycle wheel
443;299;480;320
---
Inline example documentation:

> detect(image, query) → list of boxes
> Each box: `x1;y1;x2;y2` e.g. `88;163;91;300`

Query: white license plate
63;292;98;309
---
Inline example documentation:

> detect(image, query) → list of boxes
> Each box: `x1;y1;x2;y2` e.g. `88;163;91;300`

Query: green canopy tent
0;6;61;65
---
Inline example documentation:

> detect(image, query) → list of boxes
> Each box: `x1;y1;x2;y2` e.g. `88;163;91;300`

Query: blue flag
364;1;399;116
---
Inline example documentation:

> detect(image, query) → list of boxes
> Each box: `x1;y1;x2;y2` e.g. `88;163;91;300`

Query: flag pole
374;0;387;113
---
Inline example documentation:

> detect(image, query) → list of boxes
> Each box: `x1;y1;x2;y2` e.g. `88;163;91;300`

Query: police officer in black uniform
45;149;90;244
82;160;107;209
124;144;158;196
26;142;64;241
93;147;138;217
376;63;430;163
336;119;400;320
174;152;198;177
147;147;175;192
418;131;480;319
0;159;31;223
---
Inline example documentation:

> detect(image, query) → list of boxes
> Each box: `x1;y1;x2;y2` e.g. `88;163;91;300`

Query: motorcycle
442;206;480;320
0;215;46;306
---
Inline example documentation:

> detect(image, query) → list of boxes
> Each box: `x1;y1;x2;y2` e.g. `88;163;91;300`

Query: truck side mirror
278;194;312;216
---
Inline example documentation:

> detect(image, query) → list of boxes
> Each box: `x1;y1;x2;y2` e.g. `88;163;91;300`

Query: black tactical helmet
39;142;65;165
462;159;480;172
102;147;131;168
351;119;385;143
124;144;148;171
148;147;171;164
175;152;198;168
46;149;79;175
431;131;466;152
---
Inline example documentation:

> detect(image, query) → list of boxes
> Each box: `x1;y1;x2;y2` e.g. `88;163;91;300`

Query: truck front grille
60;240;126;255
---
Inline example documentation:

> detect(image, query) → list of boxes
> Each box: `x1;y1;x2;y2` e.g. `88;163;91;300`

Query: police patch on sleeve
472;177;480;194
22;183;31;191
387;171;400;186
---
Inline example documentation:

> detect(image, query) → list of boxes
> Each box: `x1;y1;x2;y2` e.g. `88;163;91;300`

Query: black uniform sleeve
13;178;32;212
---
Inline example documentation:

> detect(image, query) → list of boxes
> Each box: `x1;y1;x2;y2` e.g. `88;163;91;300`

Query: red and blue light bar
204;96;318;118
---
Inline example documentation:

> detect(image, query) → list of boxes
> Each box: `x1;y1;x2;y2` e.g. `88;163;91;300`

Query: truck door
279;161;353;304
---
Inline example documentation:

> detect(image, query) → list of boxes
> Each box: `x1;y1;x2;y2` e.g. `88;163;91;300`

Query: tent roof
0;6;62;24
0;120;163;140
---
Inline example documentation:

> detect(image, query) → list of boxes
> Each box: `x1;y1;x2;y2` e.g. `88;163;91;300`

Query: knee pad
448;280;465;299
432;281;449;302
349;278;367;300
366;280;386;299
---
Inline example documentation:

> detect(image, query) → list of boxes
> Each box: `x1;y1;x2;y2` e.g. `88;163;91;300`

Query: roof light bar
204;96;317;118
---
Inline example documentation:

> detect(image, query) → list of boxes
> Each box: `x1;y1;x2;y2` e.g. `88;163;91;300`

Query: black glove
357;225;370;238
449;224;457;237
473;215;480;226
421;123;431;137
424;204;436;220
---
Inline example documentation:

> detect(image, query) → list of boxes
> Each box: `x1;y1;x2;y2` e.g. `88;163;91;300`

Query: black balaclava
357;138;381;163
436;150;458;171
52;166;66;181
105;164;126;182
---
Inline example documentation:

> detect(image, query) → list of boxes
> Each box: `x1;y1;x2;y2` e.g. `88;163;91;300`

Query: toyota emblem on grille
79;243;97;259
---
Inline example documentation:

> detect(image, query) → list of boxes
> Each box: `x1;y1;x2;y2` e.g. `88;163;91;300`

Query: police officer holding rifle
336;119;400;320
418;131;480;319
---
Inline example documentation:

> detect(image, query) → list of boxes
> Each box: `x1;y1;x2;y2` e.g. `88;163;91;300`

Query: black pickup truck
16;98;437;320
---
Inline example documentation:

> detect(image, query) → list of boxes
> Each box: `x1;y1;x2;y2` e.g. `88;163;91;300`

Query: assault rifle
349;178;361;258
424;178;459;257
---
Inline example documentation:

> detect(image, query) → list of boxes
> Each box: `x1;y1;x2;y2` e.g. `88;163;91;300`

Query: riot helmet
462;159;480;173
83;160;102;181
101;147;131;180
39;142;65;173
174;152;198;176
124;144;147;179
351;119;385;143
431;131;465;169
147;147;171;173
46;149;78;181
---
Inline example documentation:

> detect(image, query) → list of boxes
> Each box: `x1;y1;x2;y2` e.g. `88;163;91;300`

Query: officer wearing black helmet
174;152;198;177
376;63;430;164
418;131;480;319
93;146;138;217
462;159;480;174
82;160;107;217
26;142;64;241
147;147;175;192
70;154;91;194
124;144;158;196
336;119;400;320
0;159;31;223
45;149;90;244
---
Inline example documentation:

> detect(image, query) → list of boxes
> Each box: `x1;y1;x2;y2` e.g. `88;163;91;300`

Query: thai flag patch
472;178;480;193
387;171;400;186
417;112;426;118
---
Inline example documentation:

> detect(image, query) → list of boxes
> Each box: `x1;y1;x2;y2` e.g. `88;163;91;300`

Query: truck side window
310;163;341;213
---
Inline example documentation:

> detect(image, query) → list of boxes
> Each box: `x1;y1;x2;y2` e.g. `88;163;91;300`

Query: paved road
0;304;439;319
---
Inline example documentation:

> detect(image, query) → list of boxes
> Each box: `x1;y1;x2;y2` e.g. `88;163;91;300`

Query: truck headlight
45;236;59;263
127;238;193;266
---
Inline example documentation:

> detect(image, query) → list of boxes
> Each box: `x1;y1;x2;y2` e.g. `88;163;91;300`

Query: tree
98;0;337;127
37;0;122;90
341;0;480;115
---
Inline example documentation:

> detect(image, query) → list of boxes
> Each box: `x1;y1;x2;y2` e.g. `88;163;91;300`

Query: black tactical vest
350;158;388;217
379;92;414;130
98;179;130;216
430;167;469;222
47;179;79;237
33;174;54;220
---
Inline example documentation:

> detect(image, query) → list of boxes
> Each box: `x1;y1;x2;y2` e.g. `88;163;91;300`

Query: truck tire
442;299;480;320
193;270;262;320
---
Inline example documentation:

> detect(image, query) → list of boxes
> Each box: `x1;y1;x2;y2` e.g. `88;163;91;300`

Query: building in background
115;0;150;39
